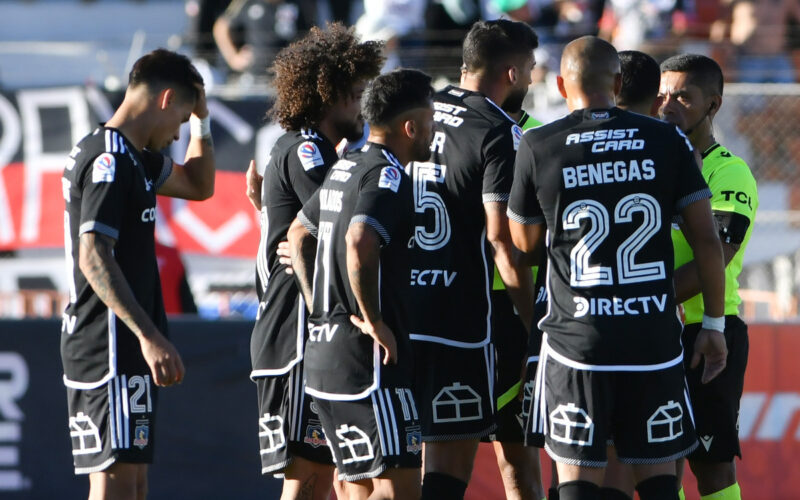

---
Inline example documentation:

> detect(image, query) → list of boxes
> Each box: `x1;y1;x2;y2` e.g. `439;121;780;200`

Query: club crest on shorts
133;421;149;449
92;153;116;183
378;166;401;192
405;426;422;454
303;423;328;448
297;141;325;171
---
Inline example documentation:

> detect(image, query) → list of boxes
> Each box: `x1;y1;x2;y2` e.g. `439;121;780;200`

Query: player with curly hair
244;22;384;500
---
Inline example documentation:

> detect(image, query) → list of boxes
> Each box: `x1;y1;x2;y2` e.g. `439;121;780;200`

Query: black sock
421;472;468;500
599;487;633;500
636;475;679;500
558;480;600;500
549;486;561;500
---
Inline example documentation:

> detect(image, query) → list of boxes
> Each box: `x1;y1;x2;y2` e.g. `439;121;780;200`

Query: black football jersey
406;86;522;347
298;142;414;400
61;127;172;387
508;107;710;367
251;128;337;375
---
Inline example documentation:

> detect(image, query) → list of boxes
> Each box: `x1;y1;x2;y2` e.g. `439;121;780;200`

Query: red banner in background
0;86;271;257
467;324;800;500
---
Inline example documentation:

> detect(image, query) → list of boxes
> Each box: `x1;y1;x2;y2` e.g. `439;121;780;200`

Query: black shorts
682;316;748;462
66;372;158;474
255;362;333;475
537;335;697;466
312;387;422;482
484;290;528;443
412;341;496;441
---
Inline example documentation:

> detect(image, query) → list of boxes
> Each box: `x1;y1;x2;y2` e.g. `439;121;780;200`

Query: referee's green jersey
672;143;758;324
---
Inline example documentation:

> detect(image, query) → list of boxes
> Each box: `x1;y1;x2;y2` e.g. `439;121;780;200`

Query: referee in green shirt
659;54;758;500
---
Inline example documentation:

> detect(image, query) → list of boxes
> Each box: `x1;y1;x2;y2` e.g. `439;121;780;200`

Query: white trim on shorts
74;457;116;475
542;334;683;372
250;294;307;378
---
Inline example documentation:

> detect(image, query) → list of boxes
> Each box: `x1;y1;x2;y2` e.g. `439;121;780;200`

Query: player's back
511;107;711;366
407;86;521;348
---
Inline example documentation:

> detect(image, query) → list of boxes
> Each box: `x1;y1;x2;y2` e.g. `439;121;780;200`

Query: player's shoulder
277;128;336;172
359;143;408;194
704;143;752;175
72;127;135;175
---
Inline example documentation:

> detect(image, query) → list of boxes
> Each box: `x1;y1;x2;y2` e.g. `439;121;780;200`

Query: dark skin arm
486;202;535;333
346;223;397;365
287;217;317;310
78;232;185;387
679;199;728;383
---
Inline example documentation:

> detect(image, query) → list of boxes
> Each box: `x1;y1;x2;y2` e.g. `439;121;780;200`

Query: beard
502;88;527;115
412;135;433;163
338;115;365;143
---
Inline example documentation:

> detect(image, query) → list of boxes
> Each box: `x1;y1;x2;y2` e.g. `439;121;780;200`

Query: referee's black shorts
682;315;748;462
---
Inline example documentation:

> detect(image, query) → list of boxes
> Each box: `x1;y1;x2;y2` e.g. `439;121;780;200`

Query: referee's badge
511;124;523;151
92;153;116;183
297;141;325;171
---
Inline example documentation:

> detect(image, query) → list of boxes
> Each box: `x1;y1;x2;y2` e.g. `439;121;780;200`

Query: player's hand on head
350;316;397;365
691;328;727;384
276;240;293;274
246;159;263;211
192;79;209;119
140;332;186;387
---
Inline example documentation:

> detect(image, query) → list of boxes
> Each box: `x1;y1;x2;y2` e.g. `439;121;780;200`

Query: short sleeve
78;152;132;240
350;166;411;246
707;160;757;222
141;149;172;190
288;140;336;203
671;127;711;213
299;188;321;238
507;136;545;225
481;125;516;203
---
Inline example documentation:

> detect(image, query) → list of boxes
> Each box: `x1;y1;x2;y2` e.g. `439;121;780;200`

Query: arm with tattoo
78;232;185;386
287;218;317;311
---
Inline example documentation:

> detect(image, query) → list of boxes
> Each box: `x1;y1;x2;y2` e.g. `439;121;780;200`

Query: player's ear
556;75;567;99
613;72;622;97
404;119;416;140
158;88;175;110
508;65;518;85
708;96;721;118
650;94;664;118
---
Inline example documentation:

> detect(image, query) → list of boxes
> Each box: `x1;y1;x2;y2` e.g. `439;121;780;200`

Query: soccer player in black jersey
660;55;758;500
405;19;542;500
61;49;214;499
242;24;383;500
508;37;727;500
287;69;434;499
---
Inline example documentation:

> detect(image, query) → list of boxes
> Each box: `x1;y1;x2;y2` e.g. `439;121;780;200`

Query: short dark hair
270;22;385;130
618;50;661;108
361;69;433;128
660;54;724;97
462;20;539;73
128;48;202;103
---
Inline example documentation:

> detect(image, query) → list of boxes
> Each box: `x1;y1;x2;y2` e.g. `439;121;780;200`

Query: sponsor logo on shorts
69;412;102;455
550;403;594;446
647;400;684;443
259;413;286;453
335;424;374;464
133;421;149;449
303;424;328;448
432;382;482;423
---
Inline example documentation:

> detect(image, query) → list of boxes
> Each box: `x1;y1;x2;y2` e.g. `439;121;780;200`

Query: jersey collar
701;142;721;159
362;141;403;169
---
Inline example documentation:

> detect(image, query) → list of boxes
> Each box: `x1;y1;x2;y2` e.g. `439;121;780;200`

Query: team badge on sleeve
92;153;116;183
378;166;401;192
511;124;523;151
297;141;325;171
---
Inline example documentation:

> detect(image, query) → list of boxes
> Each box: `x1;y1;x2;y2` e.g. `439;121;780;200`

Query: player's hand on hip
140;333;186;387
350;316;397;365
246;159;263;211
691;328;727;384
276;240;293;274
